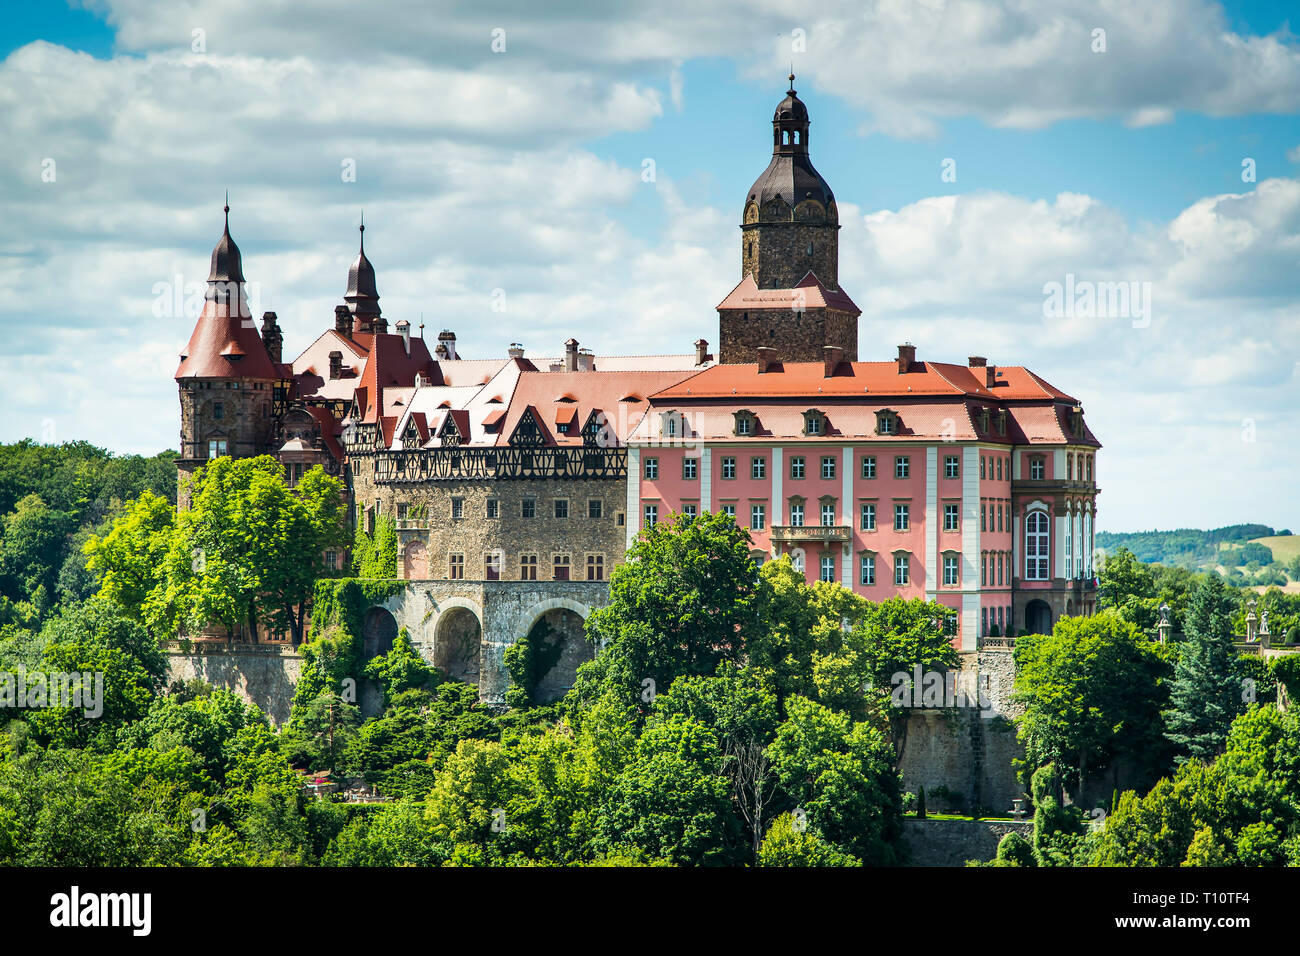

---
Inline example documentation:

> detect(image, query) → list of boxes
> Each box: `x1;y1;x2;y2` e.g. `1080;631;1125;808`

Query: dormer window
978;407;991;433
875;409;898;436
659;410;687;439
802;409;827;436
995;408;1007;436
733;410;757;437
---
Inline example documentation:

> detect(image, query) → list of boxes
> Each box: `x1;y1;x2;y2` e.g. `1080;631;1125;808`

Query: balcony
770;524;852;544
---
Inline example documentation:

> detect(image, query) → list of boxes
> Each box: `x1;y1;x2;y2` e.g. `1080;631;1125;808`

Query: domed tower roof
345;217;381;317
208;195;245;284
745;74;836;215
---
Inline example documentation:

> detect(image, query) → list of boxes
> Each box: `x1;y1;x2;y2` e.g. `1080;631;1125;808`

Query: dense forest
0;441;178;635
1096;525;1298;584
0;444;1297;866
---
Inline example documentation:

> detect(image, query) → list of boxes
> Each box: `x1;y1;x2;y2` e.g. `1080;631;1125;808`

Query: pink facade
629;352;1102;650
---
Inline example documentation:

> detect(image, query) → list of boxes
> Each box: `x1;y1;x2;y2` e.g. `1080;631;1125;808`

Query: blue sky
1;1;1298;532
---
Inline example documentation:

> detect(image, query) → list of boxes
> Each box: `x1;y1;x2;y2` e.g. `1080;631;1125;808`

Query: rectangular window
894;504;909;531
1031;457;1045;480
722;504;736;518
821;456;836;480
553;554;570;581
683;504;697;519
751;457;767;480
721;457;736;479
397;502;409;521
807;417;823;436
996;458;1003;481
213;402;224;420
644;458;658;480
451;497;464;519
485;552;501;581
879;416;895;435
522;498;536;519
944;554;959;586
736;417;752;436
751;504;766;531
944;503;959;532
325;551;337;570
486;499;499;519
586;554;605;581
820;503;835;526
895;456;910;479
554;499;569;519
588;499;602;519
860;503;876;531
980;457;986;479
682;458;698;480
860;554;876;585
944;455;959;479
789;504;805;527
894;555;910;586
820;555;836;583
981;504;987;531
981;554;987;586
790;456;806;479
997;553;1004;586
207;439;227;458
861;456;876;479
644;504;658;528
448;554;464;580
521;554;538;581
982;607;988;635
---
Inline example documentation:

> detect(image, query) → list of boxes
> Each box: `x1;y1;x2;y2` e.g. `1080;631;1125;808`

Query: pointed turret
345;217;384;332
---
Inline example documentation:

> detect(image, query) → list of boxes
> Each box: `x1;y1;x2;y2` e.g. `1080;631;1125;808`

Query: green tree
147;457;346;642
1014;612;1174;794
757;811;860;866
578;510;764;711
84;490;174;622
1163;574;1244;762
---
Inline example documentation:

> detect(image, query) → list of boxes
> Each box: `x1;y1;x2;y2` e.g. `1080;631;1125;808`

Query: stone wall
350;470;627;584
902;819;1034;867
896;649;1026;814
718;306;858;365
166;644;303;726
741;218;840;292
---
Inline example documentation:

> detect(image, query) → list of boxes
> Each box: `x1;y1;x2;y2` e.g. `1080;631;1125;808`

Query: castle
175;77;1101;702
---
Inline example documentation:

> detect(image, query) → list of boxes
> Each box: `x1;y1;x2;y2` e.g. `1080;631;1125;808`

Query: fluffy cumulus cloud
1;0;1297;530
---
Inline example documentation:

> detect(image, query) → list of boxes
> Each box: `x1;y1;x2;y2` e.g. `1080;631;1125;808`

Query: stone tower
174;201;280;508
718;76;860;364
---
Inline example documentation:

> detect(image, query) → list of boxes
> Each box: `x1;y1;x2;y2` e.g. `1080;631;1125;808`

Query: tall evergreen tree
1162;573;1243;762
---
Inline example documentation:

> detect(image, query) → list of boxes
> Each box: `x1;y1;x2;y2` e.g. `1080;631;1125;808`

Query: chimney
694;338;709;365
564;337;579;372
757;346;780;373
334;305;352;335
437;329;458;360
260;312;282;364
823;345;844;378
507;343;525;360
578;347;594;371
396;319;411;355
897;343;916;374
549;361;564;373
985;364;997;388
968;356;987;368
328;350;343;380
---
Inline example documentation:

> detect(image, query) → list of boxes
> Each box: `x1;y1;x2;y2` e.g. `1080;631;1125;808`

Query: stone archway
362;607;398;659
1025;599;1052;636
434;605;482;683
516;600;594;704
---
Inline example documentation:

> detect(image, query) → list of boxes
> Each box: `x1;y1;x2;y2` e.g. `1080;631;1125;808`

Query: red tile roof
176;299;279;380
716;272;860;314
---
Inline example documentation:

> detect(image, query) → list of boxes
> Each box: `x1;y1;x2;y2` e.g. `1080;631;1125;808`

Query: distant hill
1095;524;1289;569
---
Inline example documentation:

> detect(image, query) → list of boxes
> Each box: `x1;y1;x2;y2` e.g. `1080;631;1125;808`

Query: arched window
1025;510;1050;580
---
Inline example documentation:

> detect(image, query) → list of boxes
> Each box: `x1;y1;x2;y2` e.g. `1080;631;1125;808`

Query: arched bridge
362;580;609;706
